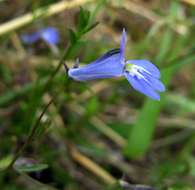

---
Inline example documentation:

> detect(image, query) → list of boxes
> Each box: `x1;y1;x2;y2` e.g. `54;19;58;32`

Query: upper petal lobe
126;60;160;78
120;28;127;64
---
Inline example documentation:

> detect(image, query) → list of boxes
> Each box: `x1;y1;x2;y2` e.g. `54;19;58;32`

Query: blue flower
21;27;59;45
68;29;165;100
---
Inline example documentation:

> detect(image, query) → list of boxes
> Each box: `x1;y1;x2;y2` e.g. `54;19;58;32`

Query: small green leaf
0;155;13;170
77;7;90;33
84;22;99;34
15;163;48;173
68;28;77;45
169;1;181;18
14;158;48;173
84;10;90;24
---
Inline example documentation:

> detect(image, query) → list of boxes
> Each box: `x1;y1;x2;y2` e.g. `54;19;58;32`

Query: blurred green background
0;0;195;189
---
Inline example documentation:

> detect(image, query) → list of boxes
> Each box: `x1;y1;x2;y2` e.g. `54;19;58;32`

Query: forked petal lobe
124;72;160;100
126;60;160;78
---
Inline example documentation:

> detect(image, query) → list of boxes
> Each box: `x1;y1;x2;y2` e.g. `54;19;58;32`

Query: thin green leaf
77;7;90;33
0;155;13;170
83;21;99;34
155;29;173;65
14;161;48;173
68;28;77;45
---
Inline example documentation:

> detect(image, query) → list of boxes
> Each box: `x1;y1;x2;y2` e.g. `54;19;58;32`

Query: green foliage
85;97;100;117
1;0;195;190
125;1;195;158
68;28;77;45
14;162;48;173
70;6;99;39
77;7;90;33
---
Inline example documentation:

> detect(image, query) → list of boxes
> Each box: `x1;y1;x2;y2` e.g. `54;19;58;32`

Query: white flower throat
125;63;149;80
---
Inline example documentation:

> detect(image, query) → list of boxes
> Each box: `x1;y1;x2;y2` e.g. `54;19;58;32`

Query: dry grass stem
0;0;95;36
70;145;116;185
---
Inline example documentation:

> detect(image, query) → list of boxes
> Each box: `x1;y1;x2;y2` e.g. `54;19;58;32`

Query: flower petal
68;49;124;81
21;27;59;45
21;32;40;44
144;74;165;92
40;27;59;45
120;28;127;63
94;48;120;63
124;72;160;100
126;60;160;78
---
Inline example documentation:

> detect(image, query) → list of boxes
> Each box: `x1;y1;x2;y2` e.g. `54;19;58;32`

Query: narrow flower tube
68;49;124;81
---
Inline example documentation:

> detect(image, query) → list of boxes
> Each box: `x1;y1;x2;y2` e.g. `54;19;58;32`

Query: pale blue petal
68;49;124;81
40;27;59;45
21;27;59;45
21;32;40;44
126;60;160;78
124;72;160;100
144;74;165;92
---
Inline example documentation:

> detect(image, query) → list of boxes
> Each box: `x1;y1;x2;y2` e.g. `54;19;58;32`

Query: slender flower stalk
68;29;165;100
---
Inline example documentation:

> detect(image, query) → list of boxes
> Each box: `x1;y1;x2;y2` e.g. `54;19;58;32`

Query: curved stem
6;99;53;170
6;38;76;171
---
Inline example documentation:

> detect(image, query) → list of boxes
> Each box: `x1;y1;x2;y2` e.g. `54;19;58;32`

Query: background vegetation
0;0;195;189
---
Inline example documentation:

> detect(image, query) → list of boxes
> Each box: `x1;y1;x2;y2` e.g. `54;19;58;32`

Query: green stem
42;46;70;93
6;35;80;171
6;99;53;170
